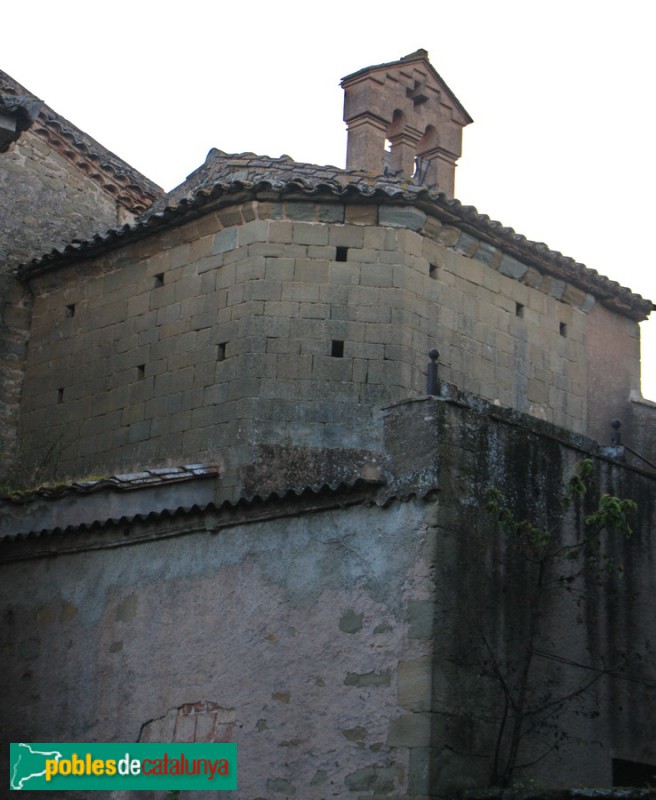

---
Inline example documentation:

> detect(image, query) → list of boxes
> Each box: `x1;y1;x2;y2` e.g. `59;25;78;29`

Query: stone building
0;68;162;476
1;51;655;799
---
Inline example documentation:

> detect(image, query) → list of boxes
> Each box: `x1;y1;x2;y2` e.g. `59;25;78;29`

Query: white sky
5;0;656;405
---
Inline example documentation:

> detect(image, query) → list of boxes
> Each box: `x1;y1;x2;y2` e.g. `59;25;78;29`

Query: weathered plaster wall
383;393;656;793
17;197;630;489
0;498;438;799
626;395;656;467
1;395;654;799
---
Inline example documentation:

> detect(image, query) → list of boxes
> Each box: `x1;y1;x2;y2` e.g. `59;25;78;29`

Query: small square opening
515;303;525;318
218;342;227;362
65;303;76;318
331;340;344;358
335;247;348;263
154;273;165;288
429;263;438;280
560;322;567;337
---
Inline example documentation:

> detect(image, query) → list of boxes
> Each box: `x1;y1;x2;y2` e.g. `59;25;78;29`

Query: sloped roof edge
17;161;653;320
0;93;43;152
1;463;219;505
340;48;473;125
0;474;382;543
0;69;163;212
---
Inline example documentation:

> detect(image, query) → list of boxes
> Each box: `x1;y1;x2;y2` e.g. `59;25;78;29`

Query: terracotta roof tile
1;464;219;505
17;150;654;321
0;69;162;212
0;473;381;541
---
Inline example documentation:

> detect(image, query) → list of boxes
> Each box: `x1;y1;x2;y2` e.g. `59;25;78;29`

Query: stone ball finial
610;418;622;445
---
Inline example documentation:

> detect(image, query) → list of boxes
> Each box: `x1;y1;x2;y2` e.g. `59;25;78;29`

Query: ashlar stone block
379;205;427;231
386;713;431;747
328;224;365;248
212;228;238;255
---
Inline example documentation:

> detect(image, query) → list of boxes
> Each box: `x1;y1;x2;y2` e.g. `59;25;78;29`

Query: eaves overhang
16;160;654;322
0;470;382;559
0;93;43;152
0;464;221;540
0;69;162;212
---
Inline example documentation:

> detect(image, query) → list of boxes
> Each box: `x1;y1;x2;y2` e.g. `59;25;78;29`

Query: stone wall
466;792;655;800
1;393;654;799
0;273;30;477
0;493;437;799
625;394;656;470
0;127;140;481
383;392;656;793
0;128;127;273
17;196;637;490
585;302;641;448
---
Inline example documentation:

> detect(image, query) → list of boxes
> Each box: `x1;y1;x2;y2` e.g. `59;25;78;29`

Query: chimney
341;50;472;196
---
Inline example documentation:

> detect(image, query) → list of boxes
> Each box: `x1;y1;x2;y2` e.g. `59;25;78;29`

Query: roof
18;150;653;321
341;48;473;125
0;92;42;151
0;69;163;213
0;462;381;541
0;464;220;539
1;464;219;505
145;148;378;214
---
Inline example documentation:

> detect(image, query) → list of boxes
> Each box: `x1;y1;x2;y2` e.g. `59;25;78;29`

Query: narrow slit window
154;273;165;288
218;342;227;362
560;322;567;337
515;303;524;318
65;303;76;318
331;340;344;358
429;264;438;280
57;388;64;404
335;246;348;262
137;364;146;379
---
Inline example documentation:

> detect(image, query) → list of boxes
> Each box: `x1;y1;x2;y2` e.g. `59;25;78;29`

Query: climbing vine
482;458;637;787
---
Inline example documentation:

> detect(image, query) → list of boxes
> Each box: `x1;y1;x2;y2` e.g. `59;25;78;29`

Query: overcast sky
5;1;656;405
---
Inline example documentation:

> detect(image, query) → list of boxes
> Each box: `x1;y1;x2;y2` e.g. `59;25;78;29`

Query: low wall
1;391;654;798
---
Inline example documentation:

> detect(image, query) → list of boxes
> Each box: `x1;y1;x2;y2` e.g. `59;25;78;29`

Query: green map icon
10;743;63;790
